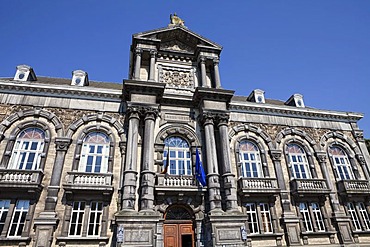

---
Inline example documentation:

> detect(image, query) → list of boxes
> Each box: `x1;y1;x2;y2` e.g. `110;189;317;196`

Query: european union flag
195;148;207;186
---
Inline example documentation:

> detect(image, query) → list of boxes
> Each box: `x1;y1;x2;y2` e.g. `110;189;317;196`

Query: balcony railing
0;169;43;192
155;174;204;195
337;180;370;196
237;177;280;196
290;178;330;196
64;171;113;193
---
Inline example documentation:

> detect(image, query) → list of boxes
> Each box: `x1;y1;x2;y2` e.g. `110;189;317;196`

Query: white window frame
69;201;86;236
347;202;370;231
87;202;103;236
8;200;29;237
8;128;45;170
287;144;311;179
329;147;354;180
239;141;262;178
78;133;110;173
299;202;313;232
164;137;192;176
245;203;273;234
311;202;325;232
0;200;10;235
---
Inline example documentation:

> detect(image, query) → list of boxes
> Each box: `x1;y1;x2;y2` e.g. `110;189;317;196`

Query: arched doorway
164;205;195;247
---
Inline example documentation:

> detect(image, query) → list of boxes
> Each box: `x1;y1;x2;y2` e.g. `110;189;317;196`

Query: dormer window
13;65;37;82
247;89;265;103
71;70;89;86
285;94;305;108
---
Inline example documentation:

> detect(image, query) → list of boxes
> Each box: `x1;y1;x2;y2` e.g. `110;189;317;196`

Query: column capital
269;150;282;161
216;113;230;127
213;58;220;65
353;130;364;142
126;106;141;120
356;154;366;165
199;112;215;126
150;50;157;57
54;137;72;151
119;141;126;154
135;48;143;55
315;152;327;163
199;56;207;63
143;107;159;121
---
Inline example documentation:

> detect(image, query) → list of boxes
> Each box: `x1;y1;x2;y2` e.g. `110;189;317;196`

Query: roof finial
169;13;185;27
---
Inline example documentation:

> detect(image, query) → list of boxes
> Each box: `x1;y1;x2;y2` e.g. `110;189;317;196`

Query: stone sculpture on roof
170;13;185;26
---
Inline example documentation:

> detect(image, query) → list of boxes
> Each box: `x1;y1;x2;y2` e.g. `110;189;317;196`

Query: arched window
287;143;310;179
8;128;45;170
78;132;110;173
328;146;354;180
239;141;262;178
164;137;191;175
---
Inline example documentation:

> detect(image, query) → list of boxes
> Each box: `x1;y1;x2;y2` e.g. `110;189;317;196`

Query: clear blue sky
1;1;370;137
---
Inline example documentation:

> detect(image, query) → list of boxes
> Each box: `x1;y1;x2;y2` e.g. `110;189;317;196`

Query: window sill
248;232;284;237
56;236;109;242
352;230;370;234
301;231;336;236
0;236;31;241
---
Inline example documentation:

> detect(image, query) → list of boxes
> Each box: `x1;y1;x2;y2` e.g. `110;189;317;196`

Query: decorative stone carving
159;67;193;89
55;138;71;151
270;150;282;161
160;40;194;53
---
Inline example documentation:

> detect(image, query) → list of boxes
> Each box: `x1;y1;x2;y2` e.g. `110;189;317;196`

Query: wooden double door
164;222;194;247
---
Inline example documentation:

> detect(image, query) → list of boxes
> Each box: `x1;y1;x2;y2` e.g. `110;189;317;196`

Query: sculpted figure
170;13;185;26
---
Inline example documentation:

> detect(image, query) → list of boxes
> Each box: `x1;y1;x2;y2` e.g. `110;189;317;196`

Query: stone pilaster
213;58;221;89
201;113;222;212
134;48;142;80
34;137;71;247
200;56;208;88
149;50;157;81
217;114;237;211
140;107;158;211
270;149;301;246
316;152;354;244
121;107;140;210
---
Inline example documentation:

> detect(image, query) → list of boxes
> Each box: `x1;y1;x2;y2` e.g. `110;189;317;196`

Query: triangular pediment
133;26;222;53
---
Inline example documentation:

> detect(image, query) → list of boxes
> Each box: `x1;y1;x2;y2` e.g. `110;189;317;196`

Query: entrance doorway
163;205;195;247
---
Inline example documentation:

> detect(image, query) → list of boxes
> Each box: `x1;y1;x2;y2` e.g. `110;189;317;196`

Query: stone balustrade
290;178;330;196
64;171;113;193
156;174;196;187
337;180;370;195
237;177;280;196
0;169;44;193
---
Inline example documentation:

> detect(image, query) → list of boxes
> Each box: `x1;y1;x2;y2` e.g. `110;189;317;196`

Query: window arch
163;136;191;175
78;132;110;173
238;140;263;178
8;128;45;170
328;146;354;180
286;143;311;179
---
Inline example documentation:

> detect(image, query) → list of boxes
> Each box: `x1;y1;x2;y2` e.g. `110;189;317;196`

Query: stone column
269;149;301;246
316;152;354;244
134;48;142;80
140;107;158;211
213;58;221;89
357;154;370;179
34;137;71;247
217;114;238;211
121;107;140;210
149;50;157;81
202;113;222;212
200;57;208;88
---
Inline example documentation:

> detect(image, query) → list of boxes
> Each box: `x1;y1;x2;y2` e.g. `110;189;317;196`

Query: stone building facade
1;19;370;247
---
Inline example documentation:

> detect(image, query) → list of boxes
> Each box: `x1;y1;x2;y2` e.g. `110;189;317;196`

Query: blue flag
195;148;207;186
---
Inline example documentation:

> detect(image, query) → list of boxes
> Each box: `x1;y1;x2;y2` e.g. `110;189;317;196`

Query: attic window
14;65;37;82
285;94;305;108
247;89;265;103
71;70;89;86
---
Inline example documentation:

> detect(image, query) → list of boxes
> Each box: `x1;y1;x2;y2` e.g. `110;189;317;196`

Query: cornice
0;81;121;102
229;101;363;122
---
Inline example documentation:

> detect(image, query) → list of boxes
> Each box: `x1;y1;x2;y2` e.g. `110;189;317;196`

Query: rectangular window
311;203;325;232
246;203;273;234
69;202;85;236
299;203;313;232
0;200;10;235
8;200;29;237
87;202;103;236
347;202;370;231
